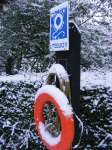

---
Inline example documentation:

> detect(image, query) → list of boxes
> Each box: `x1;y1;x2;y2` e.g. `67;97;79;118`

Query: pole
55;21;81;146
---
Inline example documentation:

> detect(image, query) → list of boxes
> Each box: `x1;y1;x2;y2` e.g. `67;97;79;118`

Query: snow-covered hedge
0;81;45;149
80;87;112;149
0;81;112;149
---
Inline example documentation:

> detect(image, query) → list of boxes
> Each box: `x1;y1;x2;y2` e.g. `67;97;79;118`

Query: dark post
55;21;81;145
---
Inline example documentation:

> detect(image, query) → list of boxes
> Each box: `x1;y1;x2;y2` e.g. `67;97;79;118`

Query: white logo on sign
54;13;63;31
53;13;65;40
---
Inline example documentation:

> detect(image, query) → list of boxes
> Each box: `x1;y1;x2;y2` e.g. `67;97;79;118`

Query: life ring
34;85;75;150
46;64;71;100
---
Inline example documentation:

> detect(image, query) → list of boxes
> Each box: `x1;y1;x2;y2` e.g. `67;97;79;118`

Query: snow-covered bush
0;81;45;149
0;80;112;149
80;87;112;149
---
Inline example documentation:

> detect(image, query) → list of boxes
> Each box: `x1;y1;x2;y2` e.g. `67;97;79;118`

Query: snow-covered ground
0;72;46;83
0;70;112;89
81;70;112;89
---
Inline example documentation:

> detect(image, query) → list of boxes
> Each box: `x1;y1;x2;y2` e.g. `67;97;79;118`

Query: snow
36;85;73;116
31;3;42;8
38;122;61;146
0;70;112;89
81;70;112;89
49;63;69;81
0;72;46;83
97;133;112;148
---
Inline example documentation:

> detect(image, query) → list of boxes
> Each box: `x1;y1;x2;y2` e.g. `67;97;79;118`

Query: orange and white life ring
34;85;74;150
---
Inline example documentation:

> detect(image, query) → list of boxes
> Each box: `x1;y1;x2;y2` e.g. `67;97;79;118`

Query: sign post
50;2;81;147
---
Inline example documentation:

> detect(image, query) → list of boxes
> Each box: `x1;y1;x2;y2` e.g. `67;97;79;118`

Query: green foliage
0;0;54;72
0;81;43;149
70;0;112;69
80;87;112;149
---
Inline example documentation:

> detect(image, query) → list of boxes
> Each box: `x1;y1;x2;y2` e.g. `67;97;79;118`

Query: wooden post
55;21;81;145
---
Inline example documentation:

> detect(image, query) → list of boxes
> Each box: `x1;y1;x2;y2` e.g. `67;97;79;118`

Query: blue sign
50;7;67;40
50;2;69;51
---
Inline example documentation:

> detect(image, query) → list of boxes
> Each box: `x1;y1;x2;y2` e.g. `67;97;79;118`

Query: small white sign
50;2;69;51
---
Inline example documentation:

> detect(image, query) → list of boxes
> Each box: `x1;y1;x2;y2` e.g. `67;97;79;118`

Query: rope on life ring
34;85;75;150
46;64;71;101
